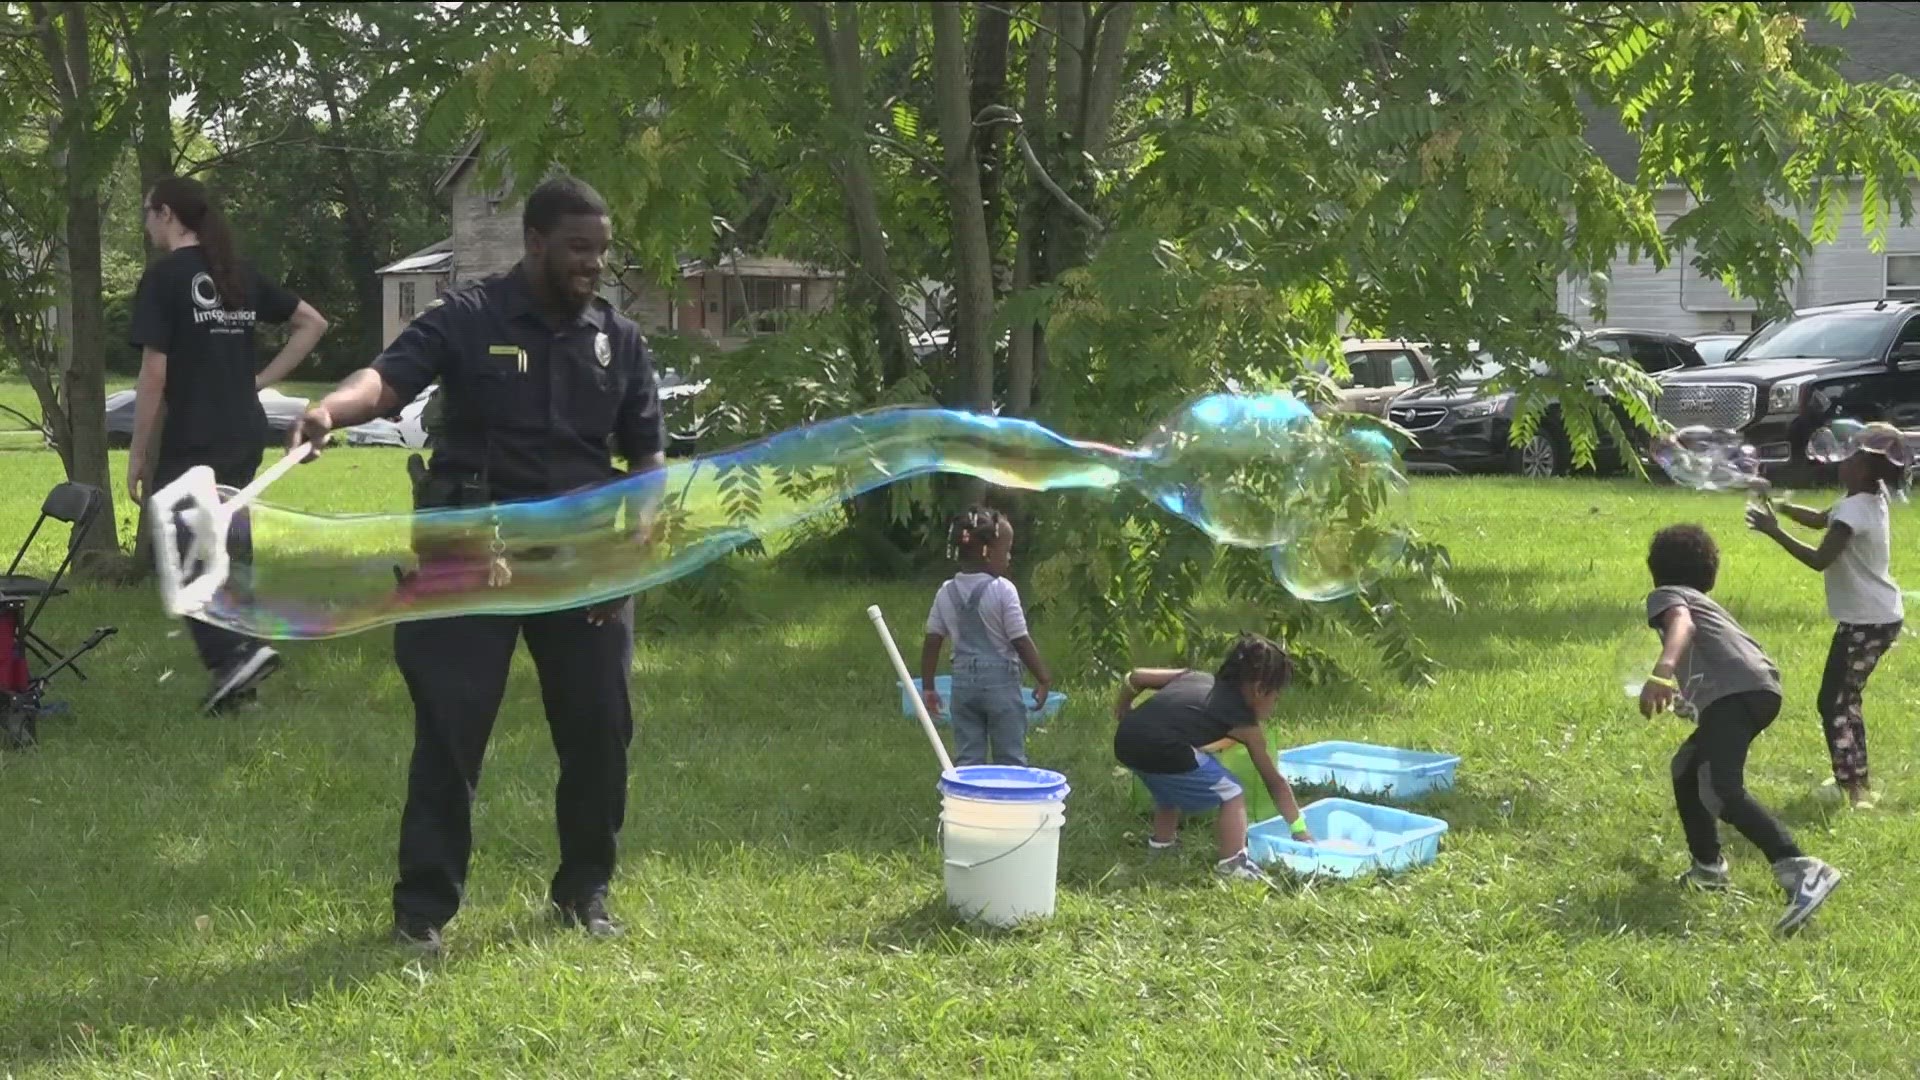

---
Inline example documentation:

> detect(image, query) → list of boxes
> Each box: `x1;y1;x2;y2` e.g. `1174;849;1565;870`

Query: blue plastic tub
899;675;1066;727
1277;740;1460;799
1246;797;1448;879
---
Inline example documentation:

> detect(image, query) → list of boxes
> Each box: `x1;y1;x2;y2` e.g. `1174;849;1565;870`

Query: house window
398;280;417;318
1887;254;1920;300
726;277;810;332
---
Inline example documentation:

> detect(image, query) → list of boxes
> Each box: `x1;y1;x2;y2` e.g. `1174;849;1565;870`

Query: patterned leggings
1816;621;1902;786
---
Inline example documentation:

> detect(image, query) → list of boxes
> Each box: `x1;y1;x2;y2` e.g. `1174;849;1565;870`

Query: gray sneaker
1774;857;1843;936
203;645;280;715
1213;851;1273;885
1677;859;1731;891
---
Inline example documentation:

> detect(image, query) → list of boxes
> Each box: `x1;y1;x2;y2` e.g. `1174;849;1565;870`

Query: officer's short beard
536;251;592;320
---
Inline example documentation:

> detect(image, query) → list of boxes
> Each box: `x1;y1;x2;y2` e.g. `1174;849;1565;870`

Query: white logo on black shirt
189;271;258;332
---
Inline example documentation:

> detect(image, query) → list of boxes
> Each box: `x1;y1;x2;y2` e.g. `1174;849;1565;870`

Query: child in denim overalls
920;507;1053;767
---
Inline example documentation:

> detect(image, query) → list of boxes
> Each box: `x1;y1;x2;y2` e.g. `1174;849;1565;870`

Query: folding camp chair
1;482;106;680
1;483;117;748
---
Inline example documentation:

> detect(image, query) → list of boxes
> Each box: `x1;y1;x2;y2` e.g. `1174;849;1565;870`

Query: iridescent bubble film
165;394;1414;640
1808;418;1911;467
1650;426;1764;492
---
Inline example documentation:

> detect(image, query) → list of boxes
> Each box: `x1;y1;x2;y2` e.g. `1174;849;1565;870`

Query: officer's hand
289;406;333;458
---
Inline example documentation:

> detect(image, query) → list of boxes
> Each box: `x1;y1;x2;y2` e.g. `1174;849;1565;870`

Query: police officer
290;176;664;953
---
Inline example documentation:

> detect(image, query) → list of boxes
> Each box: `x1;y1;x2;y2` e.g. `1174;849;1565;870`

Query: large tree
0;2;133;568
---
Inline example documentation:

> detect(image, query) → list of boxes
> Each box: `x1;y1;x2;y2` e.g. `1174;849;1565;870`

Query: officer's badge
594;331;611;367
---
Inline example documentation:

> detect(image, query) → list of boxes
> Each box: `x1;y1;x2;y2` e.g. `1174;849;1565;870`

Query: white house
373;238;452;348
1564;1;1920;335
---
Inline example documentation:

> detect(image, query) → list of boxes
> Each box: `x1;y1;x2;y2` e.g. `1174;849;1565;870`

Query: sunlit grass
3;438;1918;1077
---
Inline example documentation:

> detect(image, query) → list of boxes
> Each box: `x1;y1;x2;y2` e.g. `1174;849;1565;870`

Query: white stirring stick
866;604;956;774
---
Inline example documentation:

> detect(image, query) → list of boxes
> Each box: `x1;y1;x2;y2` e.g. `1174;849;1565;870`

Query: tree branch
24;1;74;105
176;123;306;176
977;3;1080;53
976;104;1103;233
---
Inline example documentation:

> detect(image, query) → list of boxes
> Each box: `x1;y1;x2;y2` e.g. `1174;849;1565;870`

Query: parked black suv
1387;328;1706;477
1652;299;1920;480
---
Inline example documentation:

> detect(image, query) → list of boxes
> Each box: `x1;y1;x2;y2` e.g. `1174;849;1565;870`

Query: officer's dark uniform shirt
370;264;664;503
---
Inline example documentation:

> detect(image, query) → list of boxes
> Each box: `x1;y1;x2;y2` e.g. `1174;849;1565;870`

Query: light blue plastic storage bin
1246;797;1448;879
1277;740;1460;799
898;675;1066;727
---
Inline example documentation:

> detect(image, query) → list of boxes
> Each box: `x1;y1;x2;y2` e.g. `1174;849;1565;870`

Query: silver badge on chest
594;331;611;368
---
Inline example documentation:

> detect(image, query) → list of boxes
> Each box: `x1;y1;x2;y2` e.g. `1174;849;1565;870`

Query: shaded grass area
3;452;1919;1077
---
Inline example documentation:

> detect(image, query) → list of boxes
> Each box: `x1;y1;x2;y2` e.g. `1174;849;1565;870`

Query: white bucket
936;766;1070;928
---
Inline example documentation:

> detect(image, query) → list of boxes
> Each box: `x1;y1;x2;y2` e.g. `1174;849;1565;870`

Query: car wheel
1512;434;1560;478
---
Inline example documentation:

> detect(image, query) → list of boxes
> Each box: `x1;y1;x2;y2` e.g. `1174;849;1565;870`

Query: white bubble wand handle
866;604;955;775
150;442;315;618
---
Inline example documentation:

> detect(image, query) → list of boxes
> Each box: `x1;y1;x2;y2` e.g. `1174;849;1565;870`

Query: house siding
448;161;522;284
1797;181;1920;307
380;272;450;347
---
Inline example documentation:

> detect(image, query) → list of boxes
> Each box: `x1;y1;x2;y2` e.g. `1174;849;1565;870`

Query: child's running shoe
1676;859;1731;891
1213;850;1272;885
1773;857;1843;936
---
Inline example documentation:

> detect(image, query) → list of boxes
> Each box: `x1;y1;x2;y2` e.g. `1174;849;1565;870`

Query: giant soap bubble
1650;426;1765;493
151;393;1414;640
1807;418;1912;467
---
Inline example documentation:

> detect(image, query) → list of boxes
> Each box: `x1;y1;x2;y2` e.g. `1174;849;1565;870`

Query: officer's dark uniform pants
391;599;636;927
154;447;265;672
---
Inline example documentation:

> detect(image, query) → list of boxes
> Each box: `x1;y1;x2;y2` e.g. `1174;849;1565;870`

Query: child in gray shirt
1640;524;1841;937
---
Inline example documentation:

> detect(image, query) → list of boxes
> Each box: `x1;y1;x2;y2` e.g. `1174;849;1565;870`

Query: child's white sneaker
1147;836;1177;855
1773;857;1842;936
1214;850;1272;885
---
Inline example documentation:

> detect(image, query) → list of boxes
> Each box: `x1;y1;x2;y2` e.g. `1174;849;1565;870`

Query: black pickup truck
1651;299;1920;481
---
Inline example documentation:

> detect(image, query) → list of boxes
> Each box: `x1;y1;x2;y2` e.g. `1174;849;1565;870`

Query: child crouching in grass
1112;633;1312;883
1641;524;1842;936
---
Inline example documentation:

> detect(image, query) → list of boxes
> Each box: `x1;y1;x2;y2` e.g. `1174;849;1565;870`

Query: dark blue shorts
1133;749;1244;812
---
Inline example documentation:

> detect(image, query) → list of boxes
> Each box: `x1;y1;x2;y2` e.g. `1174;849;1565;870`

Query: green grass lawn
3;437;1919;1077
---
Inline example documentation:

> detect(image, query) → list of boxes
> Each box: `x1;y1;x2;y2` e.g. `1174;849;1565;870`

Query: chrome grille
1389;406;1449;431
1655;383;1756;432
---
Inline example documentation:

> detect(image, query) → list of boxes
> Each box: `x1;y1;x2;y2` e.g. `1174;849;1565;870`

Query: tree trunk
931;3;996;417
932;2;999;510
969;3;1012;285
1007;10;1053;419
801;1;916;386
37;2;118;569
128;15;175;580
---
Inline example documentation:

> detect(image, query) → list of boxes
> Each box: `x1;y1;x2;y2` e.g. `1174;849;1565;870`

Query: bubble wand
151;442;315;619
866;604;955;774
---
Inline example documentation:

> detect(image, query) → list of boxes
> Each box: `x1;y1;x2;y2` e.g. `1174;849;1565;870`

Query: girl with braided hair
1113;633;1312;884
1746;423;1908;809
920;506;1053;767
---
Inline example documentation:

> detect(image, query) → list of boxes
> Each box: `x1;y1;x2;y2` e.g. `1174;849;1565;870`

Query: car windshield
1694;338;1742;364
1732;310;1895;362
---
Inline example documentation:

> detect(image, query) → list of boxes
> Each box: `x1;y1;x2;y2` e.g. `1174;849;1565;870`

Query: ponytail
1215;632;1293;693
147;175;248;311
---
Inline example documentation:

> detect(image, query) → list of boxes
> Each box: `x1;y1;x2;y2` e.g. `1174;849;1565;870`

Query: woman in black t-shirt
129;176;329;713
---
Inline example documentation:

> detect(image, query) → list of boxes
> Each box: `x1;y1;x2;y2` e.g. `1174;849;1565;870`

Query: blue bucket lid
938;765;1071;803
